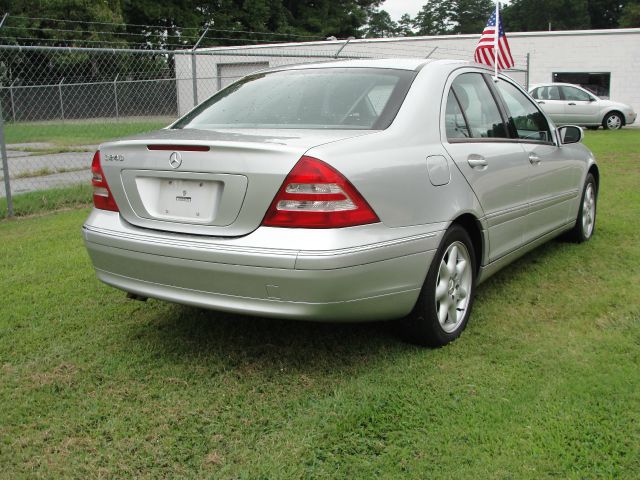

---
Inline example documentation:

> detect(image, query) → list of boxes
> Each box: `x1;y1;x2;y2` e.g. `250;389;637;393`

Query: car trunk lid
100;128;375;236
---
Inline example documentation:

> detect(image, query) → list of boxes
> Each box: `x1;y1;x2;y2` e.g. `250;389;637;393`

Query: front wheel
400;224;477;347
603;112;623;130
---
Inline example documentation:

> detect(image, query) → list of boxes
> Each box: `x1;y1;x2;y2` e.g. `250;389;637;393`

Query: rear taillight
262;156;379;228
91;151;119;212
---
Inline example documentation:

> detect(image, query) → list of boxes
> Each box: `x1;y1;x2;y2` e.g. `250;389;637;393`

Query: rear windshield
172;67;416;130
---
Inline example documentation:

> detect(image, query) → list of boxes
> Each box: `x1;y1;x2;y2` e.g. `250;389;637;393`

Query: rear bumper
625;112;637;125
83;210;445;321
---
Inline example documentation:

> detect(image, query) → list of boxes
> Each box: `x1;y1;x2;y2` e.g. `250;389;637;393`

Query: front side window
173;68;416;130
495;80;552;142
562;86;593;102
447;73;508;139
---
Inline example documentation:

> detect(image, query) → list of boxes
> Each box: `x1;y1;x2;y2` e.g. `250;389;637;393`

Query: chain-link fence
0;39;529;217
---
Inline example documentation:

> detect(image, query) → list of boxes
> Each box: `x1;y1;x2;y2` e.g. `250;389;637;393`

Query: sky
381;0;505;21
381;0;426;21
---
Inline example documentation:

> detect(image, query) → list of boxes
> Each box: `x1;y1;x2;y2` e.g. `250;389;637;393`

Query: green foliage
364;9;398;38
502;0;590;31
450;0;494;34
502;0;633;31
397;13;415;36
620;1;640;27
414;1;453;35
406;0;493;36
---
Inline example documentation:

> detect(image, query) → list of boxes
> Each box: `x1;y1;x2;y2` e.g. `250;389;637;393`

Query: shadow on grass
122;236;579;373
127;304;411;375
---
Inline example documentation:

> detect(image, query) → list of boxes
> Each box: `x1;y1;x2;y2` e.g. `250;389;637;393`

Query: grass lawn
4;118;172;147
1;130;639;478
0;185;92;219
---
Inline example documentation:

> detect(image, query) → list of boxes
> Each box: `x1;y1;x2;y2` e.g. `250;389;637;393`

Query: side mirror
559;125;584;145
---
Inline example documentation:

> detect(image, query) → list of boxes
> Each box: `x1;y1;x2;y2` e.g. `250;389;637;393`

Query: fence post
334;37;353;58
0;105;13;217
58;78;65;121
191;27;210;107
113;74;119;120
191;53;198;107
525;53;530;90
9;80;16;122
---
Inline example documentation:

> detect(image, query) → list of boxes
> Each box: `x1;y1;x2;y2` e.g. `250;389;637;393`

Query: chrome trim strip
528;189;580;210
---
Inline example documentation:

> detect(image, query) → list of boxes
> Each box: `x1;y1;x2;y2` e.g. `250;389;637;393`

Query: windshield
172;67;416;130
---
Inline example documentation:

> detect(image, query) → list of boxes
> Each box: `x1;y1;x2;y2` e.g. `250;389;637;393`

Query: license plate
155;178;219;221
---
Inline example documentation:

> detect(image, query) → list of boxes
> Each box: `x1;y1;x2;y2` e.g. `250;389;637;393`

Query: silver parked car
529;82;636;130
83;59;599;346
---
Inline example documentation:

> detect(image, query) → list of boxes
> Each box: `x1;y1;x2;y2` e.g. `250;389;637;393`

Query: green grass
1;130;639;478
12;146;94;155
0;184;92;218
4;119;171;146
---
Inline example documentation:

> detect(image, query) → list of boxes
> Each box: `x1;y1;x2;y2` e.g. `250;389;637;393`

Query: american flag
474;10;514;70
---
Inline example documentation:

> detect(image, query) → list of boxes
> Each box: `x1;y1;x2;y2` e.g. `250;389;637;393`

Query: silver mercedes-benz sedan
83;59;599;346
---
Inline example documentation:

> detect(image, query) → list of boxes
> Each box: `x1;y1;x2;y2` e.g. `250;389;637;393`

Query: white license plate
154;178;219;221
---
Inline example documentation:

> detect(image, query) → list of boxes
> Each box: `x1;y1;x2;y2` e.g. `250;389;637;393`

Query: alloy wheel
435;241;473;333
582;183;596;238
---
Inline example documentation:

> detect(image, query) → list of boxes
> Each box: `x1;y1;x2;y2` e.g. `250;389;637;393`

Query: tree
413;1;452;35
620;1;640;26
587;0;626;28
502;0;592;31
397;13;415;36
364;9;398;37
450;0;494;34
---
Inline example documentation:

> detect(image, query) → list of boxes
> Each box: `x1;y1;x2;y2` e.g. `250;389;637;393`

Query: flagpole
494;1;499;81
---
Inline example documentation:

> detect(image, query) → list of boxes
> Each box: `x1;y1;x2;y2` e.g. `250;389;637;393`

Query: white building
176;28;640;117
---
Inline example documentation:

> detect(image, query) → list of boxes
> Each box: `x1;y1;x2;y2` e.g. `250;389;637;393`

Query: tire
400;224;477;347
566;173;597;243
603;112;623;130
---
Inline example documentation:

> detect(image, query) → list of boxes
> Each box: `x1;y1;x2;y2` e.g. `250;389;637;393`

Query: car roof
529;82;588;90
264;58;469;73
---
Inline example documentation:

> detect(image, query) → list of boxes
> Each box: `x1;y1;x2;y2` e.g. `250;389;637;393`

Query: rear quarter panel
306;62;484;229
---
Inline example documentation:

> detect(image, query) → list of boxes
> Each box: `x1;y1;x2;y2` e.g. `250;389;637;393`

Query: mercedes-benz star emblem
169;151;182;169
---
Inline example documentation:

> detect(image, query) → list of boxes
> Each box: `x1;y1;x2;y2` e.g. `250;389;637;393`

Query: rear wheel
401;224;476;347
566;173;597;243
603;112;623;130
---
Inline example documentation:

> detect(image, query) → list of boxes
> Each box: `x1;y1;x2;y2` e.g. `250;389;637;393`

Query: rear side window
447;73;508;139
445;90;471;138
532;86;561;100
173;68;416;130
495;80;552;142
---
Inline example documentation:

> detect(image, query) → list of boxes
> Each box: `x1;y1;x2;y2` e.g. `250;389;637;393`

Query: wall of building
177;28;640;118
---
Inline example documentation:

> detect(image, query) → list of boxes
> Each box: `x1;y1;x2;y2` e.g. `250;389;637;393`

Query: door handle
568;102;576;106
529;153;541;165
467;155;488;169
537;101;545;105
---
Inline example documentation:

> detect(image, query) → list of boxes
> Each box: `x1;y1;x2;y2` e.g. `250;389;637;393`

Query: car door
561;85;600;125
493;79;582;241
532;85;566;124
442;71;531;262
